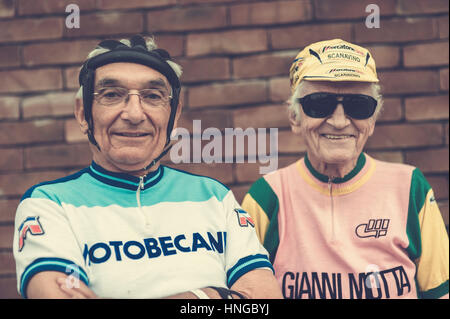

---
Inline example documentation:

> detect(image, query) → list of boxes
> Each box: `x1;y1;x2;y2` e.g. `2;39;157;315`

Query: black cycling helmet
78;35;181;170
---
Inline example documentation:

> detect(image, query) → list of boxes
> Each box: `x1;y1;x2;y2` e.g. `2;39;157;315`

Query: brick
427;175;449;200
177;109;233;134
64;12;144;38
22;92;76;119
154;35;184;58
0;96;20;120
0;148;23;171
0;198;19;222
188;81;268;109
64;66;80;90
0;45;20;67
147;6;226;32
446;123;449;145
0;277;20;299
0;68;63;94
0;18;63;43
0;120;64;146
18;0;96;15
439;201;449;227
0;252;15;275
270;23;352;50
440;68;449;91
354;18;438;43
316;0;396;19
437;16;449;39
23;40;98;67
377;98;402;122
366;123;443;149
366;151;403;164
269;77;290;103
404;42;449;67
0;225;13;249
230;184;251;204
397;0;449;15
187;30;268;57
230;0;312;26
24;143;91;169
278;130;307;154
65;119;88;143
165;162;234;185
366;45;400;69
405;95;449;121
233;51;296;80
0;0;14;18
233;104;290;130
0;170;67;197
97;0;176;9
179;0;235;3
178;57;230;83
405;148;449;173
378;70;439;95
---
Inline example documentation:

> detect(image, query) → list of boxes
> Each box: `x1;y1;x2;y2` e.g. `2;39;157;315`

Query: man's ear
289;109;302;134
171;99;184;131
74;98;88;134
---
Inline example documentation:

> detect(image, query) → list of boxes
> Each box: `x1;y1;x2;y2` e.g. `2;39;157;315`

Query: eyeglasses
297;92;377;120
93;87;172;107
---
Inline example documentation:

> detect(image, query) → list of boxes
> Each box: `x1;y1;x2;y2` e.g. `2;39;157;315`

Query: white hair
75;37;182;99
288;81;384;123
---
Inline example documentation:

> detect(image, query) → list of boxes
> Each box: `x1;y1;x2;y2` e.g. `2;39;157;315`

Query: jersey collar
297;152;376;196
88;161;164;191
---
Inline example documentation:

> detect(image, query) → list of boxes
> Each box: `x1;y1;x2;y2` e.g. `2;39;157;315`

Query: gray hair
75;37;182;99
288;81;384;123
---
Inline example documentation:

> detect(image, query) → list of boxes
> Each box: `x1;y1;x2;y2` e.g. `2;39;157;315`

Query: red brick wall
0;0;448;298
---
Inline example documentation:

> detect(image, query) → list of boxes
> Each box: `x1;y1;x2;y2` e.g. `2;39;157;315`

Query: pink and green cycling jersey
242;153;449;299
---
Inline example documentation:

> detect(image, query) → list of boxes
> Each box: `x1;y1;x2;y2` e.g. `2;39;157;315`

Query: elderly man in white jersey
13;35;282;299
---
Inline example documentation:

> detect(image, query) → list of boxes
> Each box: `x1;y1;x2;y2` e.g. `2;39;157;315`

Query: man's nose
326;104;350;128
121;93;146;124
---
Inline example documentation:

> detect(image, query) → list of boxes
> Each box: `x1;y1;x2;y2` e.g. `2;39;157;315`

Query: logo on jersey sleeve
18;216;45;252
355;219;389;239
234;208;255;228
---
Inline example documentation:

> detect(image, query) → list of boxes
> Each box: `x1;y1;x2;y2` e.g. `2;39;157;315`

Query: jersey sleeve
221;190;274;288
241;177;280;263
13;188;89;298
406;168;449;299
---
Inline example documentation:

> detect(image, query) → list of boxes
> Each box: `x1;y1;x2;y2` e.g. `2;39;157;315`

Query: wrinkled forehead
298;80;375;97
94;62;171;91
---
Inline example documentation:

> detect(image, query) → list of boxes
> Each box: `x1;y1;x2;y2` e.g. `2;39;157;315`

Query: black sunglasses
297;92;378;120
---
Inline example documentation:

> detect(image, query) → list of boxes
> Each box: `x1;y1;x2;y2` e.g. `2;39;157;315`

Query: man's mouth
113;132;150;137
320;134;355;140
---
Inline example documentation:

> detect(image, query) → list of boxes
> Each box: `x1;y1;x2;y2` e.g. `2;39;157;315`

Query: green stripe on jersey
406;168;431;260
248;177;280;263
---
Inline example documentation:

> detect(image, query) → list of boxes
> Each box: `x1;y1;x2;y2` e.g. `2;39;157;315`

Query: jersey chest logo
18;216;45;251
355;218;390;239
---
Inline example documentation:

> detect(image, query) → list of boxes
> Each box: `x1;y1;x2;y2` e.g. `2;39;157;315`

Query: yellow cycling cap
289;39;379;92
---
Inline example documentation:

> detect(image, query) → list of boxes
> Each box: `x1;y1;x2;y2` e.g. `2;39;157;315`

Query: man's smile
319;133;356;140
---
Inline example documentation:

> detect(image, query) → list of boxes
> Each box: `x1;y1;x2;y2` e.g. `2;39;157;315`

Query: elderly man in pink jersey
242;39;449;299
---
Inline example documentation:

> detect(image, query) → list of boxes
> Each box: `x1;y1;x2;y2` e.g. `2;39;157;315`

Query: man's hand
57;277;99;299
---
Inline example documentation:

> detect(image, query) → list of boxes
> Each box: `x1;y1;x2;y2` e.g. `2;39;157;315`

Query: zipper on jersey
136;174;149;226
328;176;337;244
